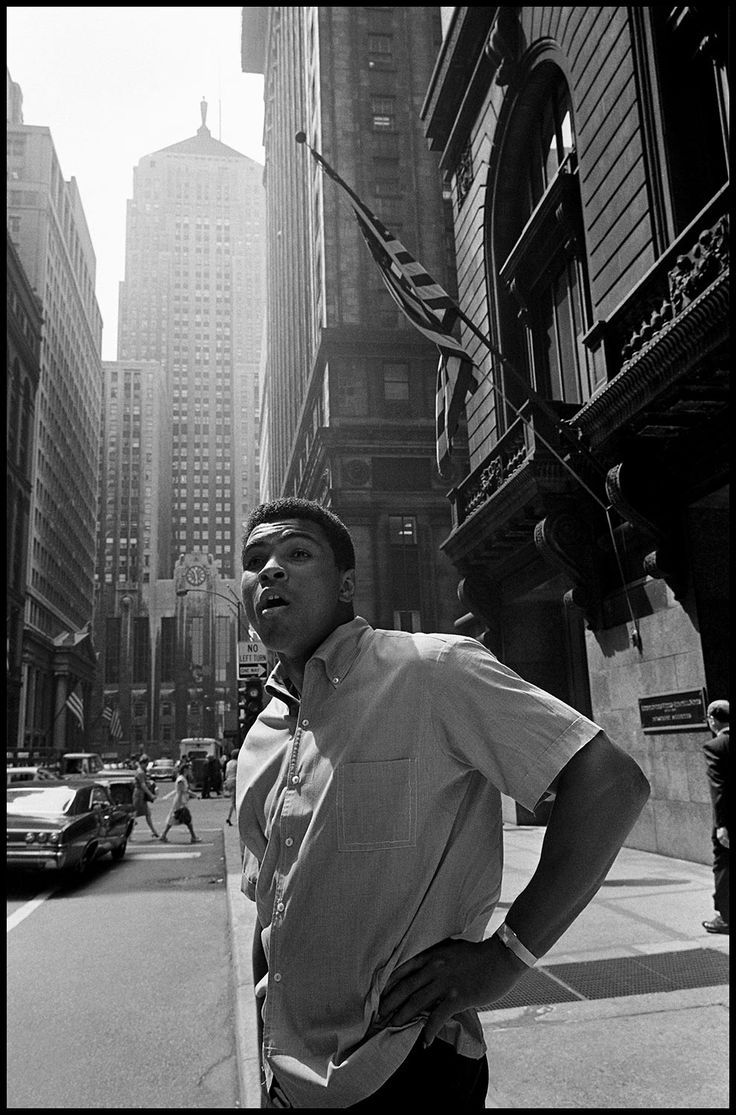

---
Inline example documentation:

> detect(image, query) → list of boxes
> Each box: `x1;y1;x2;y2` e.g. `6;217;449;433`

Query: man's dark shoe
702;915;729;934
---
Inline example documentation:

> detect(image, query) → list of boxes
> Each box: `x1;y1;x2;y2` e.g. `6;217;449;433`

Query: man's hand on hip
376;934;527;1046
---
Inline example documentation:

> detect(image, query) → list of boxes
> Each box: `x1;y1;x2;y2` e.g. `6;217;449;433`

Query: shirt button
291;774;300;785
276;901;284;912
285;837;294;847
301;718;309;727
333;677;340;684
274;973;282;983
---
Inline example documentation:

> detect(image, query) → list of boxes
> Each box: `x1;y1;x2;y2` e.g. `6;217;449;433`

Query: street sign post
238;639;268;680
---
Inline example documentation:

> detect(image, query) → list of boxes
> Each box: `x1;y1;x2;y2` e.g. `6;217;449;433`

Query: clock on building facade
185;564;207;586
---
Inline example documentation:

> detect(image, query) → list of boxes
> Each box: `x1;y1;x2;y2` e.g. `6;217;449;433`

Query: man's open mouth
259;593;289;614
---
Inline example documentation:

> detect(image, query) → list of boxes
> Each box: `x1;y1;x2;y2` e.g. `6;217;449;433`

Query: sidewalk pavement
223;821;729;1109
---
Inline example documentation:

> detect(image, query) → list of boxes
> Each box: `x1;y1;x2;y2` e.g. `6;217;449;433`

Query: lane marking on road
127;852;202;859
7;889;56;934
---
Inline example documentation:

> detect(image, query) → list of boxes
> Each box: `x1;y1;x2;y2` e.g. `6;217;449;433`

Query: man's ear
338;569;356;603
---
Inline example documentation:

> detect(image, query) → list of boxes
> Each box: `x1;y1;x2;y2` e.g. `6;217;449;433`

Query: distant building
117;99;265;576
421;7;729;859
97;102;264;753
7;74;104;756
92;360;171;752
241;7;462;633
6;232;43;751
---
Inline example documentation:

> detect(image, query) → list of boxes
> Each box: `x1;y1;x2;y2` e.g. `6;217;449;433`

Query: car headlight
25;832;35;844
48;831;62;844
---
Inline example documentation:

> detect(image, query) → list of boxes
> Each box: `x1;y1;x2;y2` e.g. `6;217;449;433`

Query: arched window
490;65;595;421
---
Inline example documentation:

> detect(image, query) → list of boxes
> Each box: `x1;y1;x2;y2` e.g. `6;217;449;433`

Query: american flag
65;683;85;731
298;134;480;477
109;708;123;740
101;705;112;723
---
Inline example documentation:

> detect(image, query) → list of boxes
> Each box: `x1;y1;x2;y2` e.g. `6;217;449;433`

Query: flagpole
451;306;609;512
296;130;606;509
297;131;641;647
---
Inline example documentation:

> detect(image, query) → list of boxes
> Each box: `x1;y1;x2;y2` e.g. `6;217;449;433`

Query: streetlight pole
176;586;242;751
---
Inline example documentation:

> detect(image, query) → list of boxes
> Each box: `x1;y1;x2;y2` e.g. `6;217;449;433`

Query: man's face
241;518;355;661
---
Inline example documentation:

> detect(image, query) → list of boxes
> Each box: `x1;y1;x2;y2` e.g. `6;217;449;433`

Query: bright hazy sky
7;6;265;359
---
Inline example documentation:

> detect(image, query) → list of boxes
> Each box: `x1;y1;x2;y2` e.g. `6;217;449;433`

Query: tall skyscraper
117;99;265;579
241;7;463;634
7;70;103;755
6;231;43;751
94;102;265;754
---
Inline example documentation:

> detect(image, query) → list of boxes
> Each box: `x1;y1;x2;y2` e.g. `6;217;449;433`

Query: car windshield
7;787;77;816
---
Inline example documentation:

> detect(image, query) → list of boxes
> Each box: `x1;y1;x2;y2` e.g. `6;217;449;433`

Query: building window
644;7;728;240
336;363;369;416
368;33;392;56
383;362;409;403
371;96;395;131
368;33;393;69
388;514;421;626
494;68;595;411
388;515;417;545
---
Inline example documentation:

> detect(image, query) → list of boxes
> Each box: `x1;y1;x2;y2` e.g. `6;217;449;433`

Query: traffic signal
239;677;264;739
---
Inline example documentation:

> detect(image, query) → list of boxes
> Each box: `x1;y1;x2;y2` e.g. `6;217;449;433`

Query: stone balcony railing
596;185;729;384
448;400;580;530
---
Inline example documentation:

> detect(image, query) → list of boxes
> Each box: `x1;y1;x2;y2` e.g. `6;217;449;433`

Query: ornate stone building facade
422;7;729;859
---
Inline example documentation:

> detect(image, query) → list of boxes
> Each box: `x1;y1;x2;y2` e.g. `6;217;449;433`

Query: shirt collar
265;616;372;705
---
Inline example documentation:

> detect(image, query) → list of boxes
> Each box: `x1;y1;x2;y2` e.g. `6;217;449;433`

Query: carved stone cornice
533;507;602;629
574;208;729;449
605;458;688;600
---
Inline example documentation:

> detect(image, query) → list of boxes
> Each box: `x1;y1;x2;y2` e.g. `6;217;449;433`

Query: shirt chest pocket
337;758;417;851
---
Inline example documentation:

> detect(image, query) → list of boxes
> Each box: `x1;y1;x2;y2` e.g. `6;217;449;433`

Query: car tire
110;838;127;862
75;845;97;876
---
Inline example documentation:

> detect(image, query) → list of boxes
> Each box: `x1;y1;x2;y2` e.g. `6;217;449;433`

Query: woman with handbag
132;754;159;839
160;757;201;844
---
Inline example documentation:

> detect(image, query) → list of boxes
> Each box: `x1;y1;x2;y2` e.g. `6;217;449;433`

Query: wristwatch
495;922;539;967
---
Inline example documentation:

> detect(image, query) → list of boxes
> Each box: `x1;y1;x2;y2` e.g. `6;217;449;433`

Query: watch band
495;922;539;967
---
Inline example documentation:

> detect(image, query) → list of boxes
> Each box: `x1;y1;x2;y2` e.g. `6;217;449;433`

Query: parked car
7;780;134;874
6;766;59;786
148;758;176;781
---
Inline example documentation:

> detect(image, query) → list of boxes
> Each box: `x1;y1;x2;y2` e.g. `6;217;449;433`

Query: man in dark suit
702;700;729;934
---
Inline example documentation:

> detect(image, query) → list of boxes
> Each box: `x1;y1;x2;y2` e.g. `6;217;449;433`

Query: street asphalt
223;821;729;1109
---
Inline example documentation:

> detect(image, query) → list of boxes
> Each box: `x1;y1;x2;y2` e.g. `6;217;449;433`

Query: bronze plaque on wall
638;690;707;733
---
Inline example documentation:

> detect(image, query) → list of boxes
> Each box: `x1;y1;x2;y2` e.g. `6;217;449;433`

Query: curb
223;822;262;1109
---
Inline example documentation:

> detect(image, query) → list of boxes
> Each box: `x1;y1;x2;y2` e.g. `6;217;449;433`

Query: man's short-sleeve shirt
236;617;602;1108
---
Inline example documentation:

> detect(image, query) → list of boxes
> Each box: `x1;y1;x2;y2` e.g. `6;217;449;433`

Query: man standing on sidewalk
235;497;650;1110
702;700;729;934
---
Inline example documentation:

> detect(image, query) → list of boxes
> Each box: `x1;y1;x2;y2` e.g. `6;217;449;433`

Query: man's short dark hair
242;498;356;572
